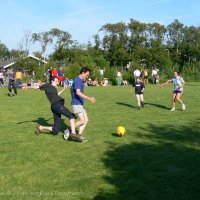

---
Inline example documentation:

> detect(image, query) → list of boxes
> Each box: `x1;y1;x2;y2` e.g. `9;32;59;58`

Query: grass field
0;83;200;200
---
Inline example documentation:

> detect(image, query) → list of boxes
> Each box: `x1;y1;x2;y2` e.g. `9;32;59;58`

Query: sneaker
182;104;186;110
69;133;84;142
35;124;41;135
141;102;144;108
138;107;141;110
170;107;175;111
63;129;70;140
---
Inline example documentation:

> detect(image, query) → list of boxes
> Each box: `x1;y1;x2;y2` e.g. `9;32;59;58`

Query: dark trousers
152;75;157;84
51;100;74;134
8;81;17;95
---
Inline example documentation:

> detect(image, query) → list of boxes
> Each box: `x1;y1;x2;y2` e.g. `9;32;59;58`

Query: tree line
0;18;200;83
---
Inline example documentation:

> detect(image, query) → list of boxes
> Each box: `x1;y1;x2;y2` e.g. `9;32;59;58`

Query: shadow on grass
17;117;53;126
94;119;200;200
17;117;69;134
145;102;169;110
116;102;136;109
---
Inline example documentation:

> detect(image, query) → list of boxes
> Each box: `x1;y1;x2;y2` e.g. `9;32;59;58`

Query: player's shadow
17;117;69;134
116;102;136;109
145;102;169;110
17;117;53;126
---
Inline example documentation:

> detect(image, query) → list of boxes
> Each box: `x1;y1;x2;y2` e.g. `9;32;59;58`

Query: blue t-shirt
172;77;183;92
71;76;84;105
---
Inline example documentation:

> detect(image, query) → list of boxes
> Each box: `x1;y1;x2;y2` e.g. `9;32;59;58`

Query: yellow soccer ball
116;126;126;136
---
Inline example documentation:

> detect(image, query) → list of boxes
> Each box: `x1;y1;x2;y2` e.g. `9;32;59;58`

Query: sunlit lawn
0;82;200;200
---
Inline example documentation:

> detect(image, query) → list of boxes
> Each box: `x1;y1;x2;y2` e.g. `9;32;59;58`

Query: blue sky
1;0;200;55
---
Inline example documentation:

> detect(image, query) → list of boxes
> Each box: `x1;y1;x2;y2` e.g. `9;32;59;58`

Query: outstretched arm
58;86;66;96
160;80;172;88
22;85;40;90
22;81;43;90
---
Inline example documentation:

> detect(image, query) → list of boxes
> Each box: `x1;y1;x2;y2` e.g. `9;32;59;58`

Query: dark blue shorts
173;90;182;94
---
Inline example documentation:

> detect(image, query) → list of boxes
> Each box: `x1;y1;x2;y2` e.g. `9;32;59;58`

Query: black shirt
40;83;63;105
133;81;145;94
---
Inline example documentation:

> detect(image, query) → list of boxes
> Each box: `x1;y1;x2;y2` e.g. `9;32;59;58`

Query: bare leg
136;94;141;107
175;93;184;104
75;112;88;135
38;125;53;132
172;94;176;108
69;118;76;134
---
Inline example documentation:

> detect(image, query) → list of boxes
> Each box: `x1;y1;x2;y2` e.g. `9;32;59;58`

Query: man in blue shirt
160;71;186;111
71;67;96;141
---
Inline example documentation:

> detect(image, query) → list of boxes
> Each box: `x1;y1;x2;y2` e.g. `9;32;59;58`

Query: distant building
0;55;47;71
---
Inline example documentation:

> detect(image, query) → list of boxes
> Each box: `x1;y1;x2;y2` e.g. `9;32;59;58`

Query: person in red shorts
51;67;58;78
58;66;65;86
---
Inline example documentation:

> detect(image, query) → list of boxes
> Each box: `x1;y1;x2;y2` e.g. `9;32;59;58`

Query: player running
130;77;145;110
24;77;83;142
160;71;186;111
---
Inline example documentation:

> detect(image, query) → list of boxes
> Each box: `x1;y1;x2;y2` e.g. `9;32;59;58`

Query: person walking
71;66;96;141
160;71;186;111
130;77;145;110
7;68;17;96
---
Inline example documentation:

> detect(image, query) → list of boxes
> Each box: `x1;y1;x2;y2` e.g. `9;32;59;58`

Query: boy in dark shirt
131;78;145;110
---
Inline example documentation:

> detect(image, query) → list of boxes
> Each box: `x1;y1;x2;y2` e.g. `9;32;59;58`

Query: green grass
0;83;200;200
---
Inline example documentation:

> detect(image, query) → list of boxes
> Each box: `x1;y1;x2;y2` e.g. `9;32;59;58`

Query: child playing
131;78;145;110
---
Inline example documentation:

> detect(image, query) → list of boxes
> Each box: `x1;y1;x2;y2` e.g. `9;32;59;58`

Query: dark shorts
173;90;182;94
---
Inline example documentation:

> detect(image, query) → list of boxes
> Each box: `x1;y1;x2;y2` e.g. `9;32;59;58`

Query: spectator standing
152;67;159;84
0;70;4;88
143;68;149;85
58;66;65;86
133;68;141;82
15;69;23;88
116;71;122;85
52;67;58;78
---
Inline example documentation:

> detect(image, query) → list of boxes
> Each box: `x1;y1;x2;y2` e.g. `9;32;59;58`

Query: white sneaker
182;104;186;110
170;107;175;111
63;129;70;140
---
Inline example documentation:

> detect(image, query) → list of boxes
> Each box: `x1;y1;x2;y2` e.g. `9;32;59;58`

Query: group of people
45;66;65;86
26;66;96;142
0;68;28;96
131;70;186;111
133;67;159;85
3;64;186;142
86;77;109;87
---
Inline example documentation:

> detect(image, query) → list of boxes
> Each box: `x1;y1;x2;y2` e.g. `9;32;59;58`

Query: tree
17;29;33;58
31;31;53;58
0;41;10;60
